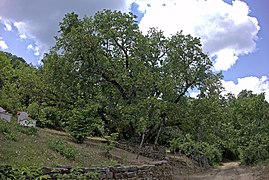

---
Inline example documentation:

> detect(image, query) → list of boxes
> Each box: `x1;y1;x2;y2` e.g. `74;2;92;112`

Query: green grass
0;119;118;168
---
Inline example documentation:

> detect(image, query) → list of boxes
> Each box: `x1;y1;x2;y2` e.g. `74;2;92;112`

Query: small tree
104;132;119;158
68;103;104;143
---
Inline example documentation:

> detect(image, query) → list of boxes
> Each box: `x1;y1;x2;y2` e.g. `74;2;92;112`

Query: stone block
126;166;138;172
127;171;137;178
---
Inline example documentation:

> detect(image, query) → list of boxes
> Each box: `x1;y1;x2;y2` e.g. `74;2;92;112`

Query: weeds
103;133;118;158
0;165;99;179
48;139;79;160
17;126;38;136
0;120;17;141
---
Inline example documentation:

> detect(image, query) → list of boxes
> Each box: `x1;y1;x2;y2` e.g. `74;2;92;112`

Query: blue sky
0;0;268;100
222;0;269;79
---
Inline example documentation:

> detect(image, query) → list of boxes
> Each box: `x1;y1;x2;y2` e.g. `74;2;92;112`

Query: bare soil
174;161;263;180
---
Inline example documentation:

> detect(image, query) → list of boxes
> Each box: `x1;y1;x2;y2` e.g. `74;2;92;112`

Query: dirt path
175;162;260;180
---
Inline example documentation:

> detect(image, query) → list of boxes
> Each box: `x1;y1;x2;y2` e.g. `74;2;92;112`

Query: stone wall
42;160;172;179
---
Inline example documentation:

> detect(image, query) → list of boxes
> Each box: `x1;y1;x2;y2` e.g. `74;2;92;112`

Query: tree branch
112;37;129;69
174;81;195;103
94;69;129;101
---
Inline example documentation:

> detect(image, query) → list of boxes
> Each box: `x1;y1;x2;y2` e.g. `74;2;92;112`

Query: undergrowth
0;165;99;179
48;139;79;160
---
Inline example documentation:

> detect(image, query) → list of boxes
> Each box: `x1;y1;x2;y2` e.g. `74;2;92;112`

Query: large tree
42;10;222;143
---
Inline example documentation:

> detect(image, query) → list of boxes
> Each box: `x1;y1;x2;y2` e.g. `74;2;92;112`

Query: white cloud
132;0;260;71
14;22;29;39
4;21;12;31
27;44;40;56
0;0;261;70
19;34;27;39
222;76;269;102
0;37;8;50
0;0;129;64
213;49;238;71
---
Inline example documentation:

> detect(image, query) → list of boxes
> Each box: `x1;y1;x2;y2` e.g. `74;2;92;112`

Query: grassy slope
2;119;269;179
0;119;152;168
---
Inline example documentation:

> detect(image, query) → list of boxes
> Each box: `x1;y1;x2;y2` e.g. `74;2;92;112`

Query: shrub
169;134;221;166
38;106;63;128
239;134;269;165
103;133;119;157
26;102;39;120
0;165;99;179
48;139;79;160
54;168;99;179
68;103;104;143
0;165;43;179
169;137;181;154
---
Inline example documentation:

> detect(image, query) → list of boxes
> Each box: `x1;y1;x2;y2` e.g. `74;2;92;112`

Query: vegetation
0;165;99;179
103;132;119;157
48;139;79;160
0;119;117;168
0;9;269;170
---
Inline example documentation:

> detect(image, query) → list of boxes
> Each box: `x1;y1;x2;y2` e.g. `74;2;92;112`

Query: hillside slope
0;120;153;168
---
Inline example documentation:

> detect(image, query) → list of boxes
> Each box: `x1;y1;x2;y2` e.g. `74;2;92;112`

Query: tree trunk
154;125;162;145
136;131;145;159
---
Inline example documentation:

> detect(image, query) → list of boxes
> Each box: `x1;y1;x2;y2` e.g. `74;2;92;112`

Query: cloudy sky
0;0;268;100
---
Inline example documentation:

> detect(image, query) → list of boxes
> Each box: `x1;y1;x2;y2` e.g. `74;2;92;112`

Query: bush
0;165;43;179
68;103;104;143
0;165;99;179
169;134;221;166
54;168;99;179
38;106;66;128
239;134;269;165
26;102;39;120
160;126;182;146
48;139;79;160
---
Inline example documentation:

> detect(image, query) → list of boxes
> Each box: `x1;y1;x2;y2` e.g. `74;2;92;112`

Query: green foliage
41;9;220;146
159;126;182;146
170;134;221;165
222;91;269;165
103;132;119;157
0;165;43;180
17;126;38;136
0;120;17;141
68;103;104;143
38;106;63;128
0;51;41;114
169;137;181;155
0;120;9;134
53;167;99;179
1;9;269;167
26;102;40;120
48;139;79;160
0;165;99;179
239;133;269;165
